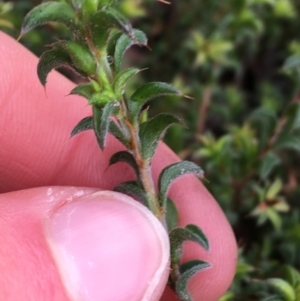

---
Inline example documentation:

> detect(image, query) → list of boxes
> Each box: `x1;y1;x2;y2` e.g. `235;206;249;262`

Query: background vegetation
2;0;300;299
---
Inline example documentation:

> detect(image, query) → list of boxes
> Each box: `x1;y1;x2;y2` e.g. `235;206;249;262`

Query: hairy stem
120;99;162;219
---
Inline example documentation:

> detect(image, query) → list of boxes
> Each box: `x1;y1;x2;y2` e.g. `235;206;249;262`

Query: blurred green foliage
3;0;300;299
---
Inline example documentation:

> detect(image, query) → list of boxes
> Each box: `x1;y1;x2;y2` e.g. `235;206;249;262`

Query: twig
196;86;212;135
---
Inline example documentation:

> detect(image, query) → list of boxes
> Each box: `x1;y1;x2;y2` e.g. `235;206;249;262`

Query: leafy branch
19;1;210;299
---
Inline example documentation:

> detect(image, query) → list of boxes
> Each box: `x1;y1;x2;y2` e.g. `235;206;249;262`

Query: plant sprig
20;1;210;299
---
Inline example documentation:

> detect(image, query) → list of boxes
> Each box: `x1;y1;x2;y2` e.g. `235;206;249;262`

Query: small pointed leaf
105;7;133;36
71;0;85;9
113;68;139;98
130;82;182;121
176;260;210;301
286;103;300;130
266;178;282;200
267;278;296;301
275;136;300;152
70;82;95;100
109;120;130;148
107;31;123;62
89;91;116;106
179;260;210;274
165;198;179;232
265;208;282;231
259;152;281;180
249;108;277;150
62;41;96;75
114;181;149;207
92;105;102;145
21;2;76;36
94;101;119;149
90;7;133;48
169;225;209;263
114;29;147;72
185;224;209;249
109;151;140;180
159;161;204;210
37;48;73;86
283;54;300;69
89;10;116;48
282;265;300;287
71;116;93;137
139;113;181;161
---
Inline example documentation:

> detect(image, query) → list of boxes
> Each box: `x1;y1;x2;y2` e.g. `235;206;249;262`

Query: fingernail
48;191;169;301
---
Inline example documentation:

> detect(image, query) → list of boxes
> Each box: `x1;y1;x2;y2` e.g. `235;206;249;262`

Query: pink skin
0;31;237;301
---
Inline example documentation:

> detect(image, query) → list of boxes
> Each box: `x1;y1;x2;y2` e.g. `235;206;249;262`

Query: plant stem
129;123;162;219
196;85;212;135
120;99;162;220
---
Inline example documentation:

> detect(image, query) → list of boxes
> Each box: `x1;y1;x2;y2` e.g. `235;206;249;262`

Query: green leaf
107;31;123;62
169;225;209;263
275;135;300;152
265;208;282;231
62;41;96;75
81;0;99;18
217;292;235;301
70;82;95;100
105;7;133;36
282;265;300;287
114;181;149;207
158;161;204;210
185;224;209;249
109;120;130;148
259;152;281;180
179;259;210;274
282;103;300;132
130;82;182;122
266;178;282;199
261;296;283;301
283;54;300;69
236;261;255;275
71;0;85;9
20;2;76;36
114;29;147;72
249;107;277;150
176;260;210;301
71;116;93;137
89;6;133;48
113;68;139;98
37;48;72;86
94;101;120;149
109;151;140;180
92;105;103;146
165;198;179;232
139;113;182;161
267;278;296;301
89;10;116;48
89;91;116;106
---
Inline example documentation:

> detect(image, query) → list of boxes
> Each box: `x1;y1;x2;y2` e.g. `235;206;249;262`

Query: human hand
0;31;237;301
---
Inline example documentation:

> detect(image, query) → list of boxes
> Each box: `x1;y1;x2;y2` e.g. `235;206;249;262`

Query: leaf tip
157;0;171;4
16;32;23;42
145;44;152;51
183;94;194;100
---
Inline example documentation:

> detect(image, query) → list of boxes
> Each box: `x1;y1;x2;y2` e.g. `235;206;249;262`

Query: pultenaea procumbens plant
19;0;210;300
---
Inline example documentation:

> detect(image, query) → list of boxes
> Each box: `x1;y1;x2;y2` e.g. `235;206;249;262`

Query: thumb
0;187;170;301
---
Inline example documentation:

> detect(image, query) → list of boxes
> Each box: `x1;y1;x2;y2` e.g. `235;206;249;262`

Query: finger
0;187;170;301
